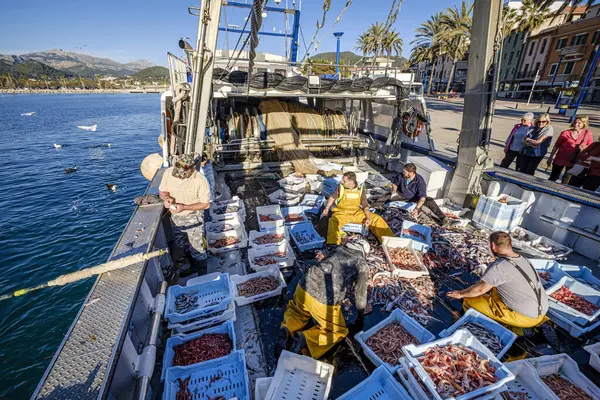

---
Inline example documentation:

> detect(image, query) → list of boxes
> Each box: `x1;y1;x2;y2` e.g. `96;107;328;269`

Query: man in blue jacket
391;163;454;225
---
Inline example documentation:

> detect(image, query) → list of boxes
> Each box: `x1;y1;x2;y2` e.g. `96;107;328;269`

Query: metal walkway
488;168;600;209
32;170;165;400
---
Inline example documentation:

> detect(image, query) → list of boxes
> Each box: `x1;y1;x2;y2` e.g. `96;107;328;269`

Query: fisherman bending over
322;171;394;245
391;163;457;226
276;238;371;359
159;154;212;262
447;231;549;335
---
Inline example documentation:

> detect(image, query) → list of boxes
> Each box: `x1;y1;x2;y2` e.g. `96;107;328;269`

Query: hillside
311;51;407;67
131;66;169;80
0;59;71;79
0;49;155;77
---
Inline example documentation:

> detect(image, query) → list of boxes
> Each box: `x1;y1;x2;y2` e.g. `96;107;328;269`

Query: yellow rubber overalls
326;184;394;245
463;288;549;336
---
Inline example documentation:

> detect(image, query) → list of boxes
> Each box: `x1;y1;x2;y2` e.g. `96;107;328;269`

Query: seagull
106;184;118;192
53;144;63;149
65;165;77;174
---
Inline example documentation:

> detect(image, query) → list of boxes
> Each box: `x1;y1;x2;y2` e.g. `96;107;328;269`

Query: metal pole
334;32;344;78
551;55;563;87
527;69;539;106
570;44;600;122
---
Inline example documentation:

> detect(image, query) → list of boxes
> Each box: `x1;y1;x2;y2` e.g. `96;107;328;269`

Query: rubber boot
274;327;291;359
289;331;308;356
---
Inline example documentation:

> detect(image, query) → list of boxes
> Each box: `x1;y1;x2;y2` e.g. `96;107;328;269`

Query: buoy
141;153;163;181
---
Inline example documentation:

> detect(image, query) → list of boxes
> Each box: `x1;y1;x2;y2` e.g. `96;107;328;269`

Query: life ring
402;111;424;139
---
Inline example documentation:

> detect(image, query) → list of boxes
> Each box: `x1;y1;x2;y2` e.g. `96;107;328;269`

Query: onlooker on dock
500;112;534;169
546;116;593;182
516;113;554;176
568;136;600;192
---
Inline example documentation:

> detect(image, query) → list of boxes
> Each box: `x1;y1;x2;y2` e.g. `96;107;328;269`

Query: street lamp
334;32;344;78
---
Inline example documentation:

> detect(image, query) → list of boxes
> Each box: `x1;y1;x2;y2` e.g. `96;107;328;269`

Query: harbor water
0;94;160;399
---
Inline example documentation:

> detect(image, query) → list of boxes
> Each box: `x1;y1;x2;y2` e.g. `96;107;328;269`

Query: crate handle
254;292;272;301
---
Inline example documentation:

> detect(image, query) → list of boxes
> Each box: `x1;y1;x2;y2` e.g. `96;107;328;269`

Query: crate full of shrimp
472;195;527;232
248;242;296;272
355;308;435;373
381;236;429;279
402;329;515;400
527;354;600;399
546;276;600;326
256;204;285;231
248;226;289;248
209;196;246;222
205;215;243;235
206;227;248;255
230;266;287;306
399;221;432;252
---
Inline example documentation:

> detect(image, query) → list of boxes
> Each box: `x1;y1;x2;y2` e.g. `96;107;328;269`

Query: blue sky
0;0;461;66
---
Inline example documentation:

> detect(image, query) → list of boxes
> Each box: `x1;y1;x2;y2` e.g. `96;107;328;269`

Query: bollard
515;103;519;109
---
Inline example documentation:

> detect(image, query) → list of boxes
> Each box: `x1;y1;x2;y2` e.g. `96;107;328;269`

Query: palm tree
355;32;375;59
410;44;435;90
411;13;446;95
366;22;387;58
382;30;403;69
538;0;593;15
439;1;473;94
501;6;519;40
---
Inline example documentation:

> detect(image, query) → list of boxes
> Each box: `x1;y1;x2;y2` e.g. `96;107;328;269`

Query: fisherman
447;231;549;335
391;163;456;226
159;154;212;262
322;171;394;245
276;238;370;359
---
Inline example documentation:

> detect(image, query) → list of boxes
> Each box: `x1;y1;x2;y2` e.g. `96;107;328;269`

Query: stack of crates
472;195;527;232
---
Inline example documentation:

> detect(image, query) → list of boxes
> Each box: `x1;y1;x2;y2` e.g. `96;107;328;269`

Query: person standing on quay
500;112;534;169
516;113;554;176
546;116;593;182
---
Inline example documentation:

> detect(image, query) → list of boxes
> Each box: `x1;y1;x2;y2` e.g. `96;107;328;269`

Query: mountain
131;66;169;80
311;51;407;67
0;49;156;77
0;58;71;79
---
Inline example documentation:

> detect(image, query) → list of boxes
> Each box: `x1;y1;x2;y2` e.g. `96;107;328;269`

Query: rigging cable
303;0;332;59
303;0;353;61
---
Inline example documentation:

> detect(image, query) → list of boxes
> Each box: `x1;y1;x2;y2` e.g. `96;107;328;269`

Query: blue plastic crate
337;365;412;400
161;321;236;381
400;221;432;252
300;194;325;214
438;308;517;359
165;273;232;324
355;308;435;373
384;200;417;212
289;222;325;252
163;350;250;400
560;264;600;291
321;177;341;196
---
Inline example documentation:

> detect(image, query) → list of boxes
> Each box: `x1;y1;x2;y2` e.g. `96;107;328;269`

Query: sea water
0;94;159;398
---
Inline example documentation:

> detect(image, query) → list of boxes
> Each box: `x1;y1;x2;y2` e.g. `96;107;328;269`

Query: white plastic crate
168;301;236;334
248;226;289;248
268;189;303;206
472;195;527;232
210;196;246;222
206;227;248;255
366;173;391;188
163;350;250;400
316;161;343;172
500;360;559;400
289;222;326;252
256;204;285;231
278;175;307;192
342;223;368;235
230;266;287;306
434;198;469;218
342;166;368;185
402;329;515;400
546;276;600;325
398;359;505;400
265;350;334;400
438;308;517;359
281;206;309;225
336;365;411;400
205;215;243;235
161;321;236;381
305;174;324;193
355;308;435;373
300;194;325;214
400;221;433;252
165;273;232;324
248;242;295;271
527;354;600;399
584;342;600;373
381;237;429;279
255;377;273;400
510;227;572;260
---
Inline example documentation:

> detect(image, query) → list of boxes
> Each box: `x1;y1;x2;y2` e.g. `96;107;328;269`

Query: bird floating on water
106;184;117;192
77;124;97;132
53;144;63;149
65;165;77;174
21;112;36;116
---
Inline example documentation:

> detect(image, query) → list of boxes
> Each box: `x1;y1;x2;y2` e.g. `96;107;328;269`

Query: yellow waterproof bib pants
463;288;549;336
281;286;348;359
326;184;394;245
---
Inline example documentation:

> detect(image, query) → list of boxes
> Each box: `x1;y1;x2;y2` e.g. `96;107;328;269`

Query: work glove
274;327;291;359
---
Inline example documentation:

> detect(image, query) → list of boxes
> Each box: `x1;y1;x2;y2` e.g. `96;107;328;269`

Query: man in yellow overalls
447;231;549;335
322;171;394;245
276;238;371;359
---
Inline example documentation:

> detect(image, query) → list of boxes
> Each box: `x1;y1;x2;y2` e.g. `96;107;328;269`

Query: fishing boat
31;1;600;400
77;124;97;131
